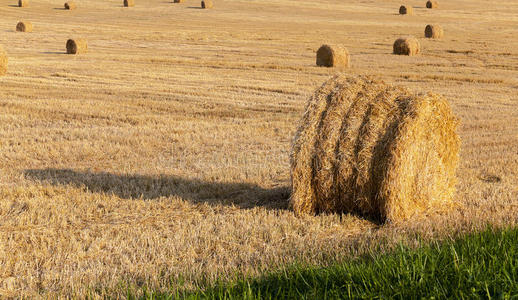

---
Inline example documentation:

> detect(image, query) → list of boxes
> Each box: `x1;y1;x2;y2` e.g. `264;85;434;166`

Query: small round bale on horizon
64;1;76;9
316;44;350;68
18;0;28;7
16;21;33;32
0;46;8;76
290;75;460;223
66;39;87;54
201;0;213;8
393;37;420;55
174;0;184;3
399;5;413;15
425;25;444;39
124;0;134;7
426;0;438;8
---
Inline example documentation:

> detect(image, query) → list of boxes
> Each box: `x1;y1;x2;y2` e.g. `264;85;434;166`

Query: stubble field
0;0;517;297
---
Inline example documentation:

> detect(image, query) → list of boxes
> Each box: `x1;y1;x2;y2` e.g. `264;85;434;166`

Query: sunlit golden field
0;0;517;297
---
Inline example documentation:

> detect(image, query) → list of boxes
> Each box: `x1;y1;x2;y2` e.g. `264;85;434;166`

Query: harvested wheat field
0;0;517;297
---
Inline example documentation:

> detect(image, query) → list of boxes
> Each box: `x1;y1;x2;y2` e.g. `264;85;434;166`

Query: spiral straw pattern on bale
290;75;460;223
16;21;33;32
66;39;87;54
316;44;350;68
393;37;420;56
425;25;444;39
426;0;438;8
399;5;413;15
64;1;76;9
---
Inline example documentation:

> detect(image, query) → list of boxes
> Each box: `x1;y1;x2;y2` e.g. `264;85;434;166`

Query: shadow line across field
24;168;290;210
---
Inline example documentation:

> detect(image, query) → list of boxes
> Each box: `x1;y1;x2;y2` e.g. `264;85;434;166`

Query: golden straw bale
124;0;134;7
393;37;420;56
201;0;213;8
316;44;350;68
290;75;460;223
66;39;87;54
399;5;413;15
425;25;444;39
16;21;33;32
426;0;438;8
18;0;28;7
0;46;7;76
64;1;76;9
174;0;184;3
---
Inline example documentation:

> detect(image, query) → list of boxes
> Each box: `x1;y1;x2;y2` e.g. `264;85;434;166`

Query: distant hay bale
16;21;33;32
290;75;460;223
316;44;350;68
18;0;28;7
66;39;87;54
393;37;420;55
0;46;8;76
425;25;444;39
124;0;134;6
426;0;438;8
64;1;76;9
174;0;184;3
399;5;413;15
201;0;213;8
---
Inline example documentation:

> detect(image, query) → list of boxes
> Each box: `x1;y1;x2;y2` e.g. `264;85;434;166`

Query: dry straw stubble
399;5;413;15
425;25;444;39
393;37;420;55
316;44;350;68
290;75;460;223
124;0;134;7
64;1;76;9
426;0;438;8
0;45;8;76
66;39;87;54
201;0;213;8
16;21;33;32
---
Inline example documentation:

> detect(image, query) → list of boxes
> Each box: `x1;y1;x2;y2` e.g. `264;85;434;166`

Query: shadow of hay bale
23;168;290;210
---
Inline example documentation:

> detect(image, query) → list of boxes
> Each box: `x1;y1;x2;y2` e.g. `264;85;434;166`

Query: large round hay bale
316;44;350;68
124;0;134;6
426;0;438;8
64;1;76;9
399;5;413;15
393;37;420;56
425;25;444;39
0;46;8;76
201;0;213;8
66;39;87;54
16;21;33;32
18;0;28;7
290;75;460;223
174;0;184;3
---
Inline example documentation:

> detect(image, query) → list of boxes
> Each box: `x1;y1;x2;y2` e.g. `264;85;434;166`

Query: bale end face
64;1;76;9
16;21;33;32
201;0;213;8
426;0;438;8
425;25;444;39
18;0;28;7
66;39;87;55
0;46;8;76
316;44;350;68
393;37;420;56
124;0;134;7
399;5;413;15
290;75;460;223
